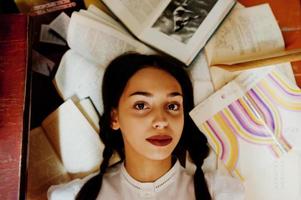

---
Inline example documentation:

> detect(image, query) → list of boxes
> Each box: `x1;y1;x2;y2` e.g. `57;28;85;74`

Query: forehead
123;67;182;95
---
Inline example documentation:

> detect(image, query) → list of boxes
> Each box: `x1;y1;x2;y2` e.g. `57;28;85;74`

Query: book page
236;69;301;199
234;69;301;152
190;69;301;199
53;50;105;114
238;0;301;50
41;99;104;177
210;63;297;90
76;98;121;166
67;11;155;66
75;97;100;132
48;12;70;40
187;52;214;105
205;4;285;65
80;7;130;36
84;0;113;17
87;5;129;35
213;49;301;70
40;24;66;46
243;150;301;200
209;67;241;91
102;0;163;35
26;127;71;200
141;0;236;65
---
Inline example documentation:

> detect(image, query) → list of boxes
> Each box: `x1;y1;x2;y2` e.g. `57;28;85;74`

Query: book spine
0;14;29;200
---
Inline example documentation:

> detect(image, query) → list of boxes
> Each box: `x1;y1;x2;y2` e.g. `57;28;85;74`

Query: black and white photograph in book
152;0;217;44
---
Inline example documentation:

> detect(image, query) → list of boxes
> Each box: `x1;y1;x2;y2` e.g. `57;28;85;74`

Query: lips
146;135;172;146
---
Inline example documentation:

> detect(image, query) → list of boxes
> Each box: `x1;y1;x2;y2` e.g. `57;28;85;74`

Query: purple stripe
221;108;265;145
233;100;268;134
206;120;225;159
236;99;262;126
268;74;301;97
229;100;269;137
248;89;275;131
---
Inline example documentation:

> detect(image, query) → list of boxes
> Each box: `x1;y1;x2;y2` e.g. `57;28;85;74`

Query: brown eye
135;103;145;110
167;103;179;111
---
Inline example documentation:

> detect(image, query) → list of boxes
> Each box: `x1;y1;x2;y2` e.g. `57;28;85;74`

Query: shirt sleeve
205;171;245;200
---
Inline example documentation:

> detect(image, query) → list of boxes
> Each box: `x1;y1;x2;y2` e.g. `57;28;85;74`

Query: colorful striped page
190;67;301;180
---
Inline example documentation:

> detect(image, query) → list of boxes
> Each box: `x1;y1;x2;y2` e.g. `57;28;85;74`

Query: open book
54;5;161;114
53;50;106;114
190;67;301;199
26;99;103;200
67;5;156;67
210;62;296;90
100;0;236;65
204;3;301;70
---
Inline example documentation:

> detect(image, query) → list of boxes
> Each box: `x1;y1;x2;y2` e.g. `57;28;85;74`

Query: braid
194;166;211;200
186;118;211;200
75;146;113;200
189;143;211;200
100;147;114;173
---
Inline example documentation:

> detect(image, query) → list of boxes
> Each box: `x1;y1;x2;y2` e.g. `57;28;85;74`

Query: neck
124;155;172;182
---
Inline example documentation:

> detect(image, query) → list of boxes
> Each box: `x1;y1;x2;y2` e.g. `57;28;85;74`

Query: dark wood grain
0;14;28;200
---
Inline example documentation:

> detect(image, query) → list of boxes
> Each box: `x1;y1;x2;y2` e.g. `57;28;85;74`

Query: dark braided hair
76;53;211;200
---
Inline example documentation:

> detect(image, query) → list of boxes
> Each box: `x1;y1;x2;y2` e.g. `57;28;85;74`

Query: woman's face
111;67;184;162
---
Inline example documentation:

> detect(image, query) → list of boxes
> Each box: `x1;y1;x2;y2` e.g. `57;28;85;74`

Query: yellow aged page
75;97;100;132
210;62;296;90
205;4;284;65
41;99;103;178
26;127;71;200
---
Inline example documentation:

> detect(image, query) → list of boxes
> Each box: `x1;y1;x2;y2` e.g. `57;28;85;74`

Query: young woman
48;53;244;200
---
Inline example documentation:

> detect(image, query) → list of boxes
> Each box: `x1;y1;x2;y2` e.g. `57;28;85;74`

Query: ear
110;109;120;130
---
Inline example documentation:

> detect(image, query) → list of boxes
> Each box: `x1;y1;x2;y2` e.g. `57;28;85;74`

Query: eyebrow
129;91;183;97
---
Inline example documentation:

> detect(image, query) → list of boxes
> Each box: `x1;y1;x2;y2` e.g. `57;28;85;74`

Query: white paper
54;50;105;114
42;99;103;174
187;52;214;105
49;12;70;40
190;69;301;199
40;24;66;46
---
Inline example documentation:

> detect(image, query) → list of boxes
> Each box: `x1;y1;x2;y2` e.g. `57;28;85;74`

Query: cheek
118;114;150;137
118;117;150;151
170;114;184;137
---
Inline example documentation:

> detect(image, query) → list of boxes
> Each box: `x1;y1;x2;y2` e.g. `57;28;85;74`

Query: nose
152;109;168;129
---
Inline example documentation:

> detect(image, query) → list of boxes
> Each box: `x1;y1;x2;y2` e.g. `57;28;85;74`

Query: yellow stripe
255;86;291;154
201;123;222;156
271;71;301;93
214;113;239;171
224;108;274;144
261;80;301;110
234;169;245;181
253;87;282;138
238;97;264;125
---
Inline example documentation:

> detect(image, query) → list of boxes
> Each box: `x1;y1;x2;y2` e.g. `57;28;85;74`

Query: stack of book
27;1;301;199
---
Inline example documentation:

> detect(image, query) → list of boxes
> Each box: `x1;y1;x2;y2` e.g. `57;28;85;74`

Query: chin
145;147;175;161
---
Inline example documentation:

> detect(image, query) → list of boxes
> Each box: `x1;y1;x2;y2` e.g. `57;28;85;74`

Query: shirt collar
120;160;180;193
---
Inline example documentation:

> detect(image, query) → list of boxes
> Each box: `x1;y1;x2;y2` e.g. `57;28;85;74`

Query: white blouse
48;161;244;200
